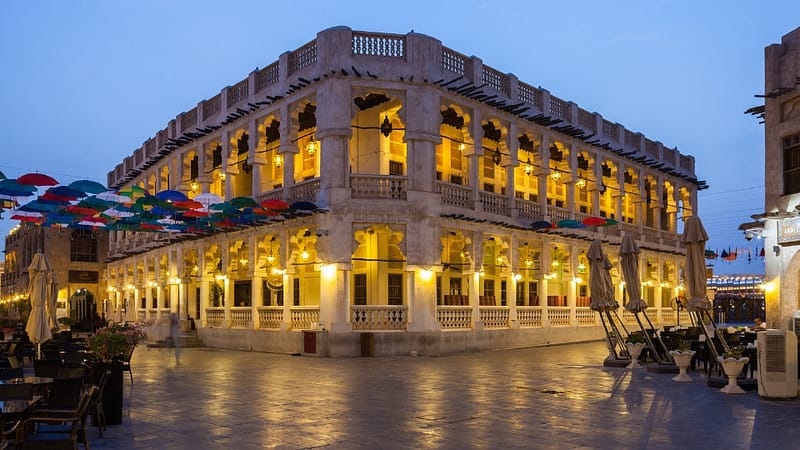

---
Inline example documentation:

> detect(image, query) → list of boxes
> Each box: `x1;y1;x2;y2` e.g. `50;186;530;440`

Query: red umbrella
173;200;204;210
261;199;290;210
17;173;59;186
581;216;608;227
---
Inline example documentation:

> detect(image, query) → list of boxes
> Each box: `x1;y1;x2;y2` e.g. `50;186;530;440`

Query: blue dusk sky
1;1;797;275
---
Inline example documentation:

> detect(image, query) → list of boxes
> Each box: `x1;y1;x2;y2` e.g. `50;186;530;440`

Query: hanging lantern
381;114;393;137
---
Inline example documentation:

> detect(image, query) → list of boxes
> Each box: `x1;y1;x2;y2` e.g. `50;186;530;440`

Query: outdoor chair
0;383;34;401
117;346;135;383
0;367;24;381
17;385;96;450
33;359;60;379
87;369;110;437
39;377;83;411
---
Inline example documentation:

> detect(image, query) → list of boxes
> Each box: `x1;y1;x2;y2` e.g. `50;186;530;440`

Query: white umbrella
193;192;224;207
587;239;617;311
26;253;53;349
683;216;712;312
620;233;647;312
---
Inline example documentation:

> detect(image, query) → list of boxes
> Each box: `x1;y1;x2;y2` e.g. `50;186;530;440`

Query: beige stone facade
103;27;702;356
758;27;800;331
1;223;108;327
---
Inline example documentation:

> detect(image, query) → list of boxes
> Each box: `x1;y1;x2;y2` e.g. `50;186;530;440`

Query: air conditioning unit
757;329;798;399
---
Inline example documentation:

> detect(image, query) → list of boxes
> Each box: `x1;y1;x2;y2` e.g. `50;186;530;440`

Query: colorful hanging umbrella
155;189;189;202
0;179;38;196
10;211;43;222
117;185;150;200
530;220;552;230
97;191;132;204
17;172;59;186
77;196;115;211
64;205;100;216
45;185;86;200
290;201;318;211
261;199;290;210
194;192;224;207
581;216;608;227
68;179;107;195
229;196;259;209
172;200;204;210
0;170;5;180
18;200;62;213
556;219;586;229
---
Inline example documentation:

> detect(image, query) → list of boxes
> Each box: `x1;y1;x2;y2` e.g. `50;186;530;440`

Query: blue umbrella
68;179;107;195
155;189;189;202
530;220;553;230
0;179;37;196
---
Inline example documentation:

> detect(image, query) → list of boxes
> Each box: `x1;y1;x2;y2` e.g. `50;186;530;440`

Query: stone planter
717;356;749;394
626;342;646;369
669;350;696;382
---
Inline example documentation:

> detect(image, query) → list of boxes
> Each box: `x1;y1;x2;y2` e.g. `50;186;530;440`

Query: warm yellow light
191;181;199;192
513;273;522;281
524;164;533;176
274;154;282;167
126;284;134;291
301;250;310;260
266;252;276;265
620;281;626;288
573;277;583;284
420;269;434;282
525;257;533;267
551;260;559;269
239;258;248;266
219;173;226;181
760;281;776;293
550;170;562;181
321;264;336;278
306;139;318;155
458;143;466;152
215;274;227;281
575;179;586;188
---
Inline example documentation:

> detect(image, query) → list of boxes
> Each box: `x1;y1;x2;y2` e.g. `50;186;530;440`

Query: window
354;274;367;305
233;281;252;307
389;160;404;176
70;230;97;262
293;278;300;306
387;274;403;305
212;144;222;168
784;134;800;195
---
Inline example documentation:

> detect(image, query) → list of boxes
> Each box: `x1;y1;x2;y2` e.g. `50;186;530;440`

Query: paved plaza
85;341;797;449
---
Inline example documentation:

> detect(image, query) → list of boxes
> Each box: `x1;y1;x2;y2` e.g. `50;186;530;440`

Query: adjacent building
751;27;800;331
103;27;703;356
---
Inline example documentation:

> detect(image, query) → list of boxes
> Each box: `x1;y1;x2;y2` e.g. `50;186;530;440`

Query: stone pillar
539;134;551;217
566;143;577;217
222;133;233;199
282;269;294;331
320;264;352;333
315;78;353;208
406;266;439;332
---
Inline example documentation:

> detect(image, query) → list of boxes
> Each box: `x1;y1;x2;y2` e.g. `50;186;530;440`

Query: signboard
68;270;99;283
778;217;800;245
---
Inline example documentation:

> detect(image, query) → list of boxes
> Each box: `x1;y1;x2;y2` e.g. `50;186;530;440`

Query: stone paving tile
80;343;798;449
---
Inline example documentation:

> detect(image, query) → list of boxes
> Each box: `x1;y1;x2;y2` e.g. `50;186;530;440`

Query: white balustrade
350;175;407;199
479;307;509;329
547;307;571;327
351;305;407;331
437;182;473;209
517;307;543;328
290;307;320;330
437;306;472;329
257;307;283;329
576;307;597;326
230;307;252;329
478;191;509;216
206;307;225;328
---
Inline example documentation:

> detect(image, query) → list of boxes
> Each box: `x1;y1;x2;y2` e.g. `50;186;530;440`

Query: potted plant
669;340;696;382
87;323;147;424
717;346;749;394
625;334;646;369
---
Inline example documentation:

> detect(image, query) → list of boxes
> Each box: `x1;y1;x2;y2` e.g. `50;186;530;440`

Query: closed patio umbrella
26;253;54;354
683;216;712;312
620;233;647;312
587;239;616;311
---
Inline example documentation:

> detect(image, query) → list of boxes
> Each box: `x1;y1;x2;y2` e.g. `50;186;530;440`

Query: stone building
751;27;800;331
104;27;703;356
1;223;108;329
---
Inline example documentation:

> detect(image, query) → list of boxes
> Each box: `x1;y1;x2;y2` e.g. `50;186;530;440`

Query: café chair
39;377;83;412
87;369;110;437
33;360;60;379
16;386;96;450
117;346;135;383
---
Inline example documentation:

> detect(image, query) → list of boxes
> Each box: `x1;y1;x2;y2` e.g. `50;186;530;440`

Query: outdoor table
0;377;55;397
0;395;43;419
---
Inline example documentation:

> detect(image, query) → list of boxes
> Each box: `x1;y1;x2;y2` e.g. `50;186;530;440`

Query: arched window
70;230;97;262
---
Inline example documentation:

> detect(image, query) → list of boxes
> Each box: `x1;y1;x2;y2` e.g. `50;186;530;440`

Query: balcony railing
230;307;252;329
257;306;283;329
517;307;543;328
206;307;225;328
437;306;472;330
351;175;407;200
290;306;320;330
478;191;509;216
479;307;509;329
548;307;571;327
437;182;473;209
351;305;407;331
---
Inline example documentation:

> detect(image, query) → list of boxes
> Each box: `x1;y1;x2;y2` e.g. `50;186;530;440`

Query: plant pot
94;360;124;425
625;342;646;369
669;350;696;382
717;356;749;394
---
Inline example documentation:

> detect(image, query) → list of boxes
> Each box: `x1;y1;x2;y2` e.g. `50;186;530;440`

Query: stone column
315;78;353;208
539;134;551;218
